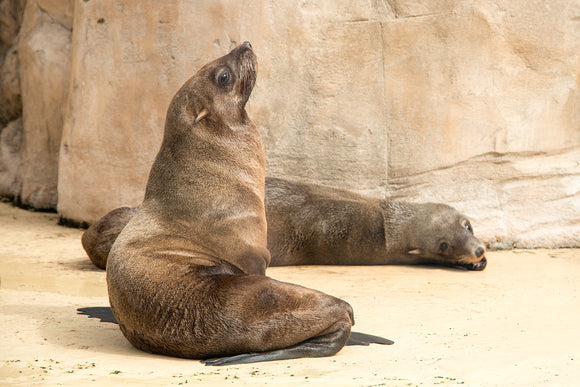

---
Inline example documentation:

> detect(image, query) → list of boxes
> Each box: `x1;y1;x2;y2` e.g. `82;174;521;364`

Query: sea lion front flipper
203;330;394;366
346;331;394;346
202;350;295;366
202;325;351;366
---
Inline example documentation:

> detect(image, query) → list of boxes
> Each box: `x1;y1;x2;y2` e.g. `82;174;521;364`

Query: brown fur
82;206;138;269
85;178;487;271
266;177;487;270
105;43;358;365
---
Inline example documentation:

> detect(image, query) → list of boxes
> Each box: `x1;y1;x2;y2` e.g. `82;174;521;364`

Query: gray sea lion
83;179;487;271
106;43;384;366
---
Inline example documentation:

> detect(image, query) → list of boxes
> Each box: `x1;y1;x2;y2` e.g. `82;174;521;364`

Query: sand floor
0;201;579;386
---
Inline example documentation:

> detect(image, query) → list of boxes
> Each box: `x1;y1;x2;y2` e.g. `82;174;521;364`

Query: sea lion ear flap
194;108;209;124
408;249;423;255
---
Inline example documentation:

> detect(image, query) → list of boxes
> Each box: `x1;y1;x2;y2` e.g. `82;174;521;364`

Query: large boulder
16;0;72;209
380;0;580;247
0;0;25;199
1;0;578;248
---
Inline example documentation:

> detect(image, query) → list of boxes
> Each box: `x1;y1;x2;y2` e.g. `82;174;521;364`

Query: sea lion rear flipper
346;331;394;346
77;306;117;324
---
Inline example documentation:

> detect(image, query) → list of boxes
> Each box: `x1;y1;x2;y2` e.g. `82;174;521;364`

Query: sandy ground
0;202;579;386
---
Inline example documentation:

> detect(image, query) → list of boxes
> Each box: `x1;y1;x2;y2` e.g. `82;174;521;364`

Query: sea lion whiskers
236;42;257;107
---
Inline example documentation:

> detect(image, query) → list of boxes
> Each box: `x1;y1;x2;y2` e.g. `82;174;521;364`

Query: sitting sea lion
105;42;388;366
83;179;487;272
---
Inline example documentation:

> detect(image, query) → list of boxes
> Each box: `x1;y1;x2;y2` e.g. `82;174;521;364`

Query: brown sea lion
82;206;138;269
265;177;487;271
83;179;487;272
106;43;386;366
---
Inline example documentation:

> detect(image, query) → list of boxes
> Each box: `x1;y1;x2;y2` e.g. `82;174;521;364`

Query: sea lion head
165;41;257;132
405;203;487;271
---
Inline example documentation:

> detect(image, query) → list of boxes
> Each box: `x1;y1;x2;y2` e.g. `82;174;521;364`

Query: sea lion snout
465;256;487;271
460;238;487;270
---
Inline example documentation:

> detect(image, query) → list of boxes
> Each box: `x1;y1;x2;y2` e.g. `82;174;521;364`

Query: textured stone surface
0;0;25;59
36;0;74;29
0;117;23;198
0;0;577;247
0;0;25;200
17;0;71;209
379;0;580;247
0;45;21;127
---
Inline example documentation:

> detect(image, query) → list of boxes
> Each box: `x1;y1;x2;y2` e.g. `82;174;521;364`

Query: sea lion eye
465;222;473;233
440;242;450;253
217;70;230;86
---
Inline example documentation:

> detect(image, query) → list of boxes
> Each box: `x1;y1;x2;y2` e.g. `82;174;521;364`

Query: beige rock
0;0;25;201
58;0;186;221
37;0;75;29
17;0;71;209
12;0;579;248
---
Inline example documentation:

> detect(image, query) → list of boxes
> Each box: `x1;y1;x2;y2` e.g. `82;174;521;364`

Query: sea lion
106;43;382;366
266;177;487;270
83;179;487;271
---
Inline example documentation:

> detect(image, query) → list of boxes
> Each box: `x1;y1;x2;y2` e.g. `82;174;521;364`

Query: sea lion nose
475;246;485;258
243;41;252;49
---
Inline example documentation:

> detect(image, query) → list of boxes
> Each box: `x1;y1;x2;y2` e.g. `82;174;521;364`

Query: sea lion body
88;178;487;271
106;43;356;364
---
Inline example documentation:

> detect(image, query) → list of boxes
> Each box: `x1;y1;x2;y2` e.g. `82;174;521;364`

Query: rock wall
0;0;72;208
1;0;579;248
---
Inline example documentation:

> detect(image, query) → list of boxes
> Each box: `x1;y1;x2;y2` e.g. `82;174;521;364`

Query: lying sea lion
266;177;487;271
83;179;487;271
106;42;388;366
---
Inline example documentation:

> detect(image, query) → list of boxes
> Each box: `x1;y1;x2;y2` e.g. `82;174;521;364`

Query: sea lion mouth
236;44;257;106
462;256;487;271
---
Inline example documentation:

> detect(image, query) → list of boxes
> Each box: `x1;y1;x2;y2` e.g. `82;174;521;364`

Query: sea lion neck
379;201;417;258
144;42;261;205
